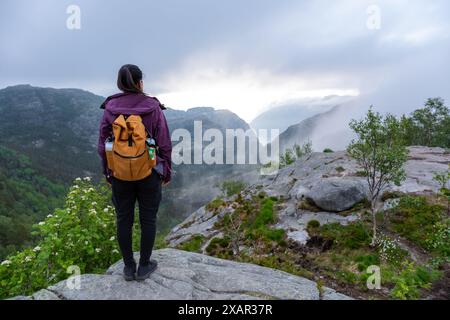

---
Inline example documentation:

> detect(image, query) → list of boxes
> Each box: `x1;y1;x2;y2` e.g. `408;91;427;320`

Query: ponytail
117;64;143;93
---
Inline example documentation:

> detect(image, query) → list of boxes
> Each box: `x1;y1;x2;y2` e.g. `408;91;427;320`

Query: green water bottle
146;138;157;166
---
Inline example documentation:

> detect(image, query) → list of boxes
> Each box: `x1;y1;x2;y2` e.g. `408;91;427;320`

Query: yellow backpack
105;115;156;181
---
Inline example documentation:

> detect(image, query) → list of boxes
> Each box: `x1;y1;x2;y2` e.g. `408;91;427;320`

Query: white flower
85;241;89;245
112;249;119;254
95;248;101;253
47;214;53;218
38;222;45;226
103;208;109;212
91;202;97;206
110;236;115;241
75;178;82;181
84;177;91;182
73;185;79;189
33;246;41;252
55;252;59;256
25;256;32;262
1;260;12;266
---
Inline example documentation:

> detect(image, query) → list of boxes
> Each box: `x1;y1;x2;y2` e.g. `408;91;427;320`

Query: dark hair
117;64;143;93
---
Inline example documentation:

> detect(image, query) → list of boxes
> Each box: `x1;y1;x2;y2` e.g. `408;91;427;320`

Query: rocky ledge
166;146;449;247
11;248;351;300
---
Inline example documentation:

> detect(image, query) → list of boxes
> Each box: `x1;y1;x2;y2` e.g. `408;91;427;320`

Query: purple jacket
97;92;172;183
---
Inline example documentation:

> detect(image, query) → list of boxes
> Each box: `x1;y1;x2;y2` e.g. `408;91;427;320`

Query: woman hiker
98;64;172;281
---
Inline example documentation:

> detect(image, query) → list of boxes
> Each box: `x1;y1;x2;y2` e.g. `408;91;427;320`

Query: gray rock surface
12;249;351;300
166;205;231;247
392;146;449;193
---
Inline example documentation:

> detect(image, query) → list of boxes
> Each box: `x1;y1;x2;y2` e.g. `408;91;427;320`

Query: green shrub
390;263;440;300
319;222;371;249
307;220;321;230
154;232;168;250
355;254;380;272
323;148;334;153
425;220;450;257
336;270;359;284
0;178;120;299
251;198;276;229
205;237;231;256
390;196;445;250
375;235;409;268
179;235;205;253
218;180;247;197
280;142;313;168
261;228;285;243
206;198;225;212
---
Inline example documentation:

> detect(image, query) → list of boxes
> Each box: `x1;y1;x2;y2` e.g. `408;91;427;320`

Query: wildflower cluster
375;234;408;267
0;178;120;299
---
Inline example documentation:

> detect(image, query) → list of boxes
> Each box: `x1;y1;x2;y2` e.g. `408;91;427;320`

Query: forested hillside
0;146;66;259
0;85;104;183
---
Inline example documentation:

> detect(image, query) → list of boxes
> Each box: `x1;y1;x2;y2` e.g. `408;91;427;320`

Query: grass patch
318;222;371;250
154;231;169;249
206;198;226;212
178;234;205;253
242;253;314;279
205;237;233;259
389;195;445;250
306;220;321;233
250;198;276;229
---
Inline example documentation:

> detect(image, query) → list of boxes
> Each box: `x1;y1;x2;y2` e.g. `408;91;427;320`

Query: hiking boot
136;260;158;281
123;262;137;281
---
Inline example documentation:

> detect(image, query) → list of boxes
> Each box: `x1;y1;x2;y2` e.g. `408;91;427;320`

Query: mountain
275;104;357;152
251;103;331;138
0;85;105;182
250;96;354;144
164;146;450;300
166;107;250;132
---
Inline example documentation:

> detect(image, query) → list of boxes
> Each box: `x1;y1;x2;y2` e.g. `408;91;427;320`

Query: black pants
111;172;162;267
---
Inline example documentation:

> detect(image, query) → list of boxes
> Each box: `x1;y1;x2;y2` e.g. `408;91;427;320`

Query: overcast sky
1;0;449;121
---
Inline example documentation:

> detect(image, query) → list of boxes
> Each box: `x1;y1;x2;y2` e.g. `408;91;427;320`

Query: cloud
156;64;359;122
0;0;449;121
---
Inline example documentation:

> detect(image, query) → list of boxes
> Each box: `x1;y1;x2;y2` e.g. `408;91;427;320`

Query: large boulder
10;249;351;300
306;178;368;212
